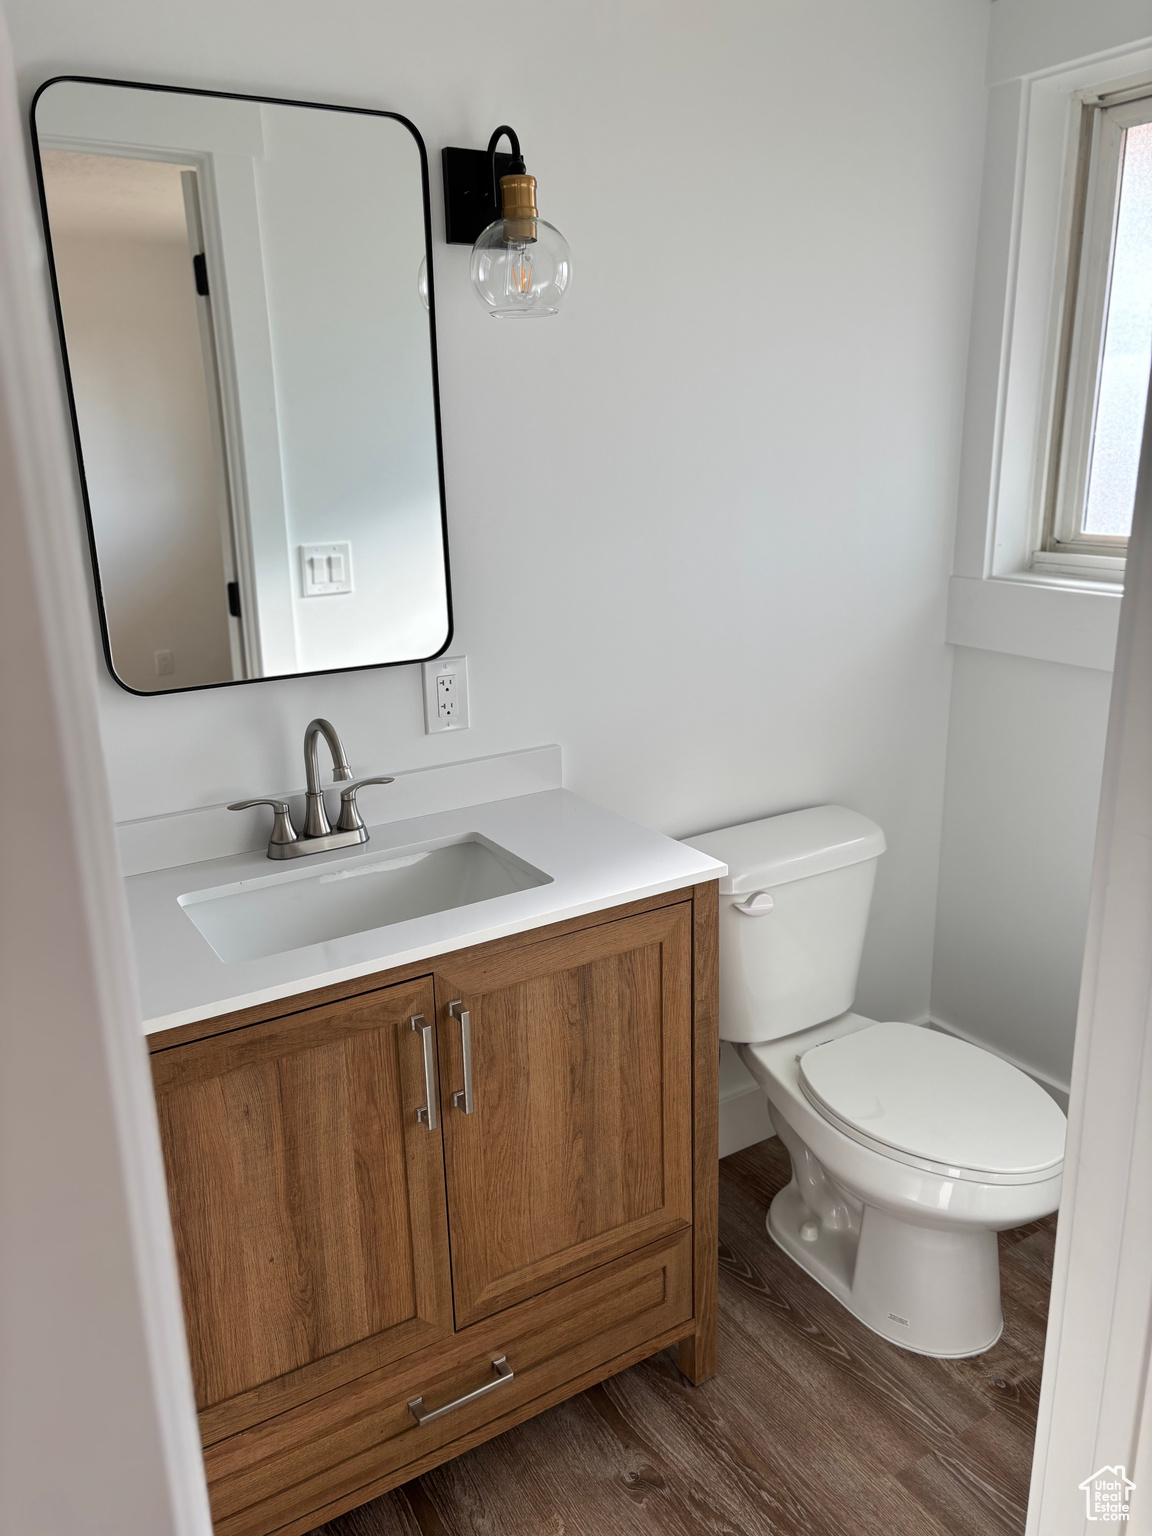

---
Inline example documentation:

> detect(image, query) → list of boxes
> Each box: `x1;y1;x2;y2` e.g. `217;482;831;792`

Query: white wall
931;646;1111;1093
932;0;1152;1093
253;103;448;669
989;0;1152;86
9;0;991;1030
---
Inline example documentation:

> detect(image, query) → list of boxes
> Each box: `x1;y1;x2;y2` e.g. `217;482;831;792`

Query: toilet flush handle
733;890;774;916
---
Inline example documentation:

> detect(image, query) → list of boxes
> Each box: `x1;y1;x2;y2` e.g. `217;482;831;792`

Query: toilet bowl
684;805;1066;1358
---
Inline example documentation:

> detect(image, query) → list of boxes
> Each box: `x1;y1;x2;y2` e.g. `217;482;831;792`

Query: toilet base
767;1180;1004;1358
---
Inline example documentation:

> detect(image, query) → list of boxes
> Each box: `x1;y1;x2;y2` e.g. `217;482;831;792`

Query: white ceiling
39;151;193;240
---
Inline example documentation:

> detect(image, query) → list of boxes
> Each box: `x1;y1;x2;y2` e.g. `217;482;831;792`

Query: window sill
1030;549;1126;582
946;573;1121;672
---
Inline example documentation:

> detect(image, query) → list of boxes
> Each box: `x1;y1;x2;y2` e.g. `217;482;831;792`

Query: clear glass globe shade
470;218;571;318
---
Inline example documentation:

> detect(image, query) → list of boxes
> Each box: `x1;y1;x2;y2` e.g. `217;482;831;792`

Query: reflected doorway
40;150;247;689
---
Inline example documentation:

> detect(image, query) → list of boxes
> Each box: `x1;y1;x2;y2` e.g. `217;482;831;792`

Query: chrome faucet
229;717;393;860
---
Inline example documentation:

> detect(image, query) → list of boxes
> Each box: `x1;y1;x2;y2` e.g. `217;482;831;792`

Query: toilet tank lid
682;805;885;894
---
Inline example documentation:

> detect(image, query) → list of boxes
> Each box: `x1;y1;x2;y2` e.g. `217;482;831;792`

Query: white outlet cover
422;655;470;733
300;542;353;596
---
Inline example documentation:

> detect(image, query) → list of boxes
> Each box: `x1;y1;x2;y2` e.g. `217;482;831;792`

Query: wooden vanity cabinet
150;977;455;1444
149;883;718;1536
434;902;694;1326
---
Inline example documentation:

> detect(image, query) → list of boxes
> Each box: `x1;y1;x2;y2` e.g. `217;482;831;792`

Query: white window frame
1033;85;1152;582
946;48;1152;675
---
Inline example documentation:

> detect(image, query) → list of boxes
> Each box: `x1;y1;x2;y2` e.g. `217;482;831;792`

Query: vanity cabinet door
433;904;694;1327
151;978;453;1441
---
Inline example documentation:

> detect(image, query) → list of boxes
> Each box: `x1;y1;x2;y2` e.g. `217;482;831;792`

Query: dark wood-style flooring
310;1135;1056;1536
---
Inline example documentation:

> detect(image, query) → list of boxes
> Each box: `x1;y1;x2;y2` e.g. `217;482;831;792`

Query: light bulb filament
512;256;532;294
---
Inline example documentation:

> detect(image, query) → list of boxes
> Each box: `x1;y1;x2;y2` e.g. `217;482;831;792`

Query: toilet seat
798;1022;1066;1184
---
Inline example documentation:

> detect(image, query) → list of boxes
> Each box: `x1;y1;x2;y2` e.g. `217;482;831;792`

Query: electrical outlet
154;648;174;676
422;655;470;733
436;671;458;722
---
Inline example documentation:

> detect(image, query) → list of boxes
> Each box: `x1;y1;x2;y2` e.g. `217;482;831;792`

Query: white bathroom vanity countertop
127;788;726;1035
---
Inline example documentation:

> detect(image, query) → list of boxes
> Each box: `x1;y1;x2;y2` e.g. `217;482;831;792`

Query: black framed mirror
32;76;451;695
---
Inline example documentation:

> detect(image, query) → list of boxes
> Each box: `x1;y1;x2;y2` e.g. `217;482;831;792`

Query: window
1038;87;1152;579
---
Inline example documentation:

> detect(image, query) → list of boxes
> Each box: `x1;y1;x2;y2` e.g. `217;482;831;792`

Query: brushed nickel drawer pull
448;1000;474;1113
407;1355;513;1426
410;1015;437;1130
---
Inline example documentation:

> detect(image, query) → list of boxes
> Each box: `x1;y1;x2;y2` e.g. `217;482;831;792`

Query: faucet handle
228;798;299;850
336;777;395;833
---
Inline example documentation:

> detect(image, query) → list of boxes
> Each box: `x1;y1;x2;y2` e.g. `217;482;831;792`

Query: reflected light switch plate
300;542;353;596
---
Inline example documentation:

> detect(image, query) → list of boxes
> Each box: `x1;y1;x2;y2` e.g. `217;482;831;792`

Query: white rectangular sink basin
179;832;552;963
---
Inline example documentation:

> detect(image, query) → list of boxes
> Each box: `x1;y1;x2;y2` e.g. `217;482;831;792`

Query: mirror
32;78;451;694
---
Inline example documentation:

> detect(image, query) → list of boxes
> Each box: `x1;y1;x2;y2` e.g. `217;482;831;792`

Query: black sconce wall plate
442;146;516;244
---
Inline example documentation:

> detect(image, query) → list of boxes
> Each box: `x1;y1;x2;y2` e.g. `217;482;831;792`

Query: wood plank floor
309;1135;1057;1536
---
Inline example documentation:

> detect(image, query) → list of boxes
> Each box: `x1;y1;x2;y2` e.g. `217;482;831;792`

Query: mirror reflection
34;80;450;693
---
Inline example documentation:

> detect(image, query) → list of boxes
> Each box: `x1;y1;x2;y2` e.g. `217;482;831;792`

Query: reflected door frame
179;167;252;681
34;86;299;683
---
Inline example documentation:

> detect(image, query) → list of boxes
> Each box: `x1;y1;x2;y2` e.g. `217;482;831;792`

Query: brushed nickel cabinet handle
407;1355;513;1426
448;1000;474;1113
410;1015;437;1130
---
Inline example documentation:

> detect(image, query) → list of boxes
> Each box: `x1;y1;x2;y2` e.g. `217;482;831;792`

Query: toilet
685;805;1066;1358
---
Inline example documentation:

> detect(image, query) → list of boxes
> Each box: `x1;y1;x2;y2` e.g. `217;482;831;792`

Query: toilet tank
683;805;886;1044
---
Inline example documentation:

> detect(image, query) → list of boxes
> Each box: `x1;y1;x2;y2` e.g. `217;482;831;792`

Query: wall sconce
442;126;571;318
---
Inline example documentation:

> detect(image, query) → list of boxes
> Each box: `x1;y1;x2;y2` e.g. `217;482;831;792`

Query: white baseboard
718;1042;775;1158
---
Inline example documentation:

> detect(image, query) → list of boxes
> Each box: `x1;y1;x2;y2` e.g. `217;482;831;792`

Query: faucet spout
230;716;380;858
303;718;354;838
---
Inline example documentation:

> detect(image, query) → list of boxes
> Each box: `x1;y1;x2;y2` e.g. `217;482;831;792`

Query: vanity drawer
205;1228;692;1536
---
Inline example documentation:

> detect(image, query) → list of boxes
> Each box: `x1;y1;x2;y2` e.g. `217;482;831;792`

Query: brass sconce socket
441;122;572;312
500;173;538;244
